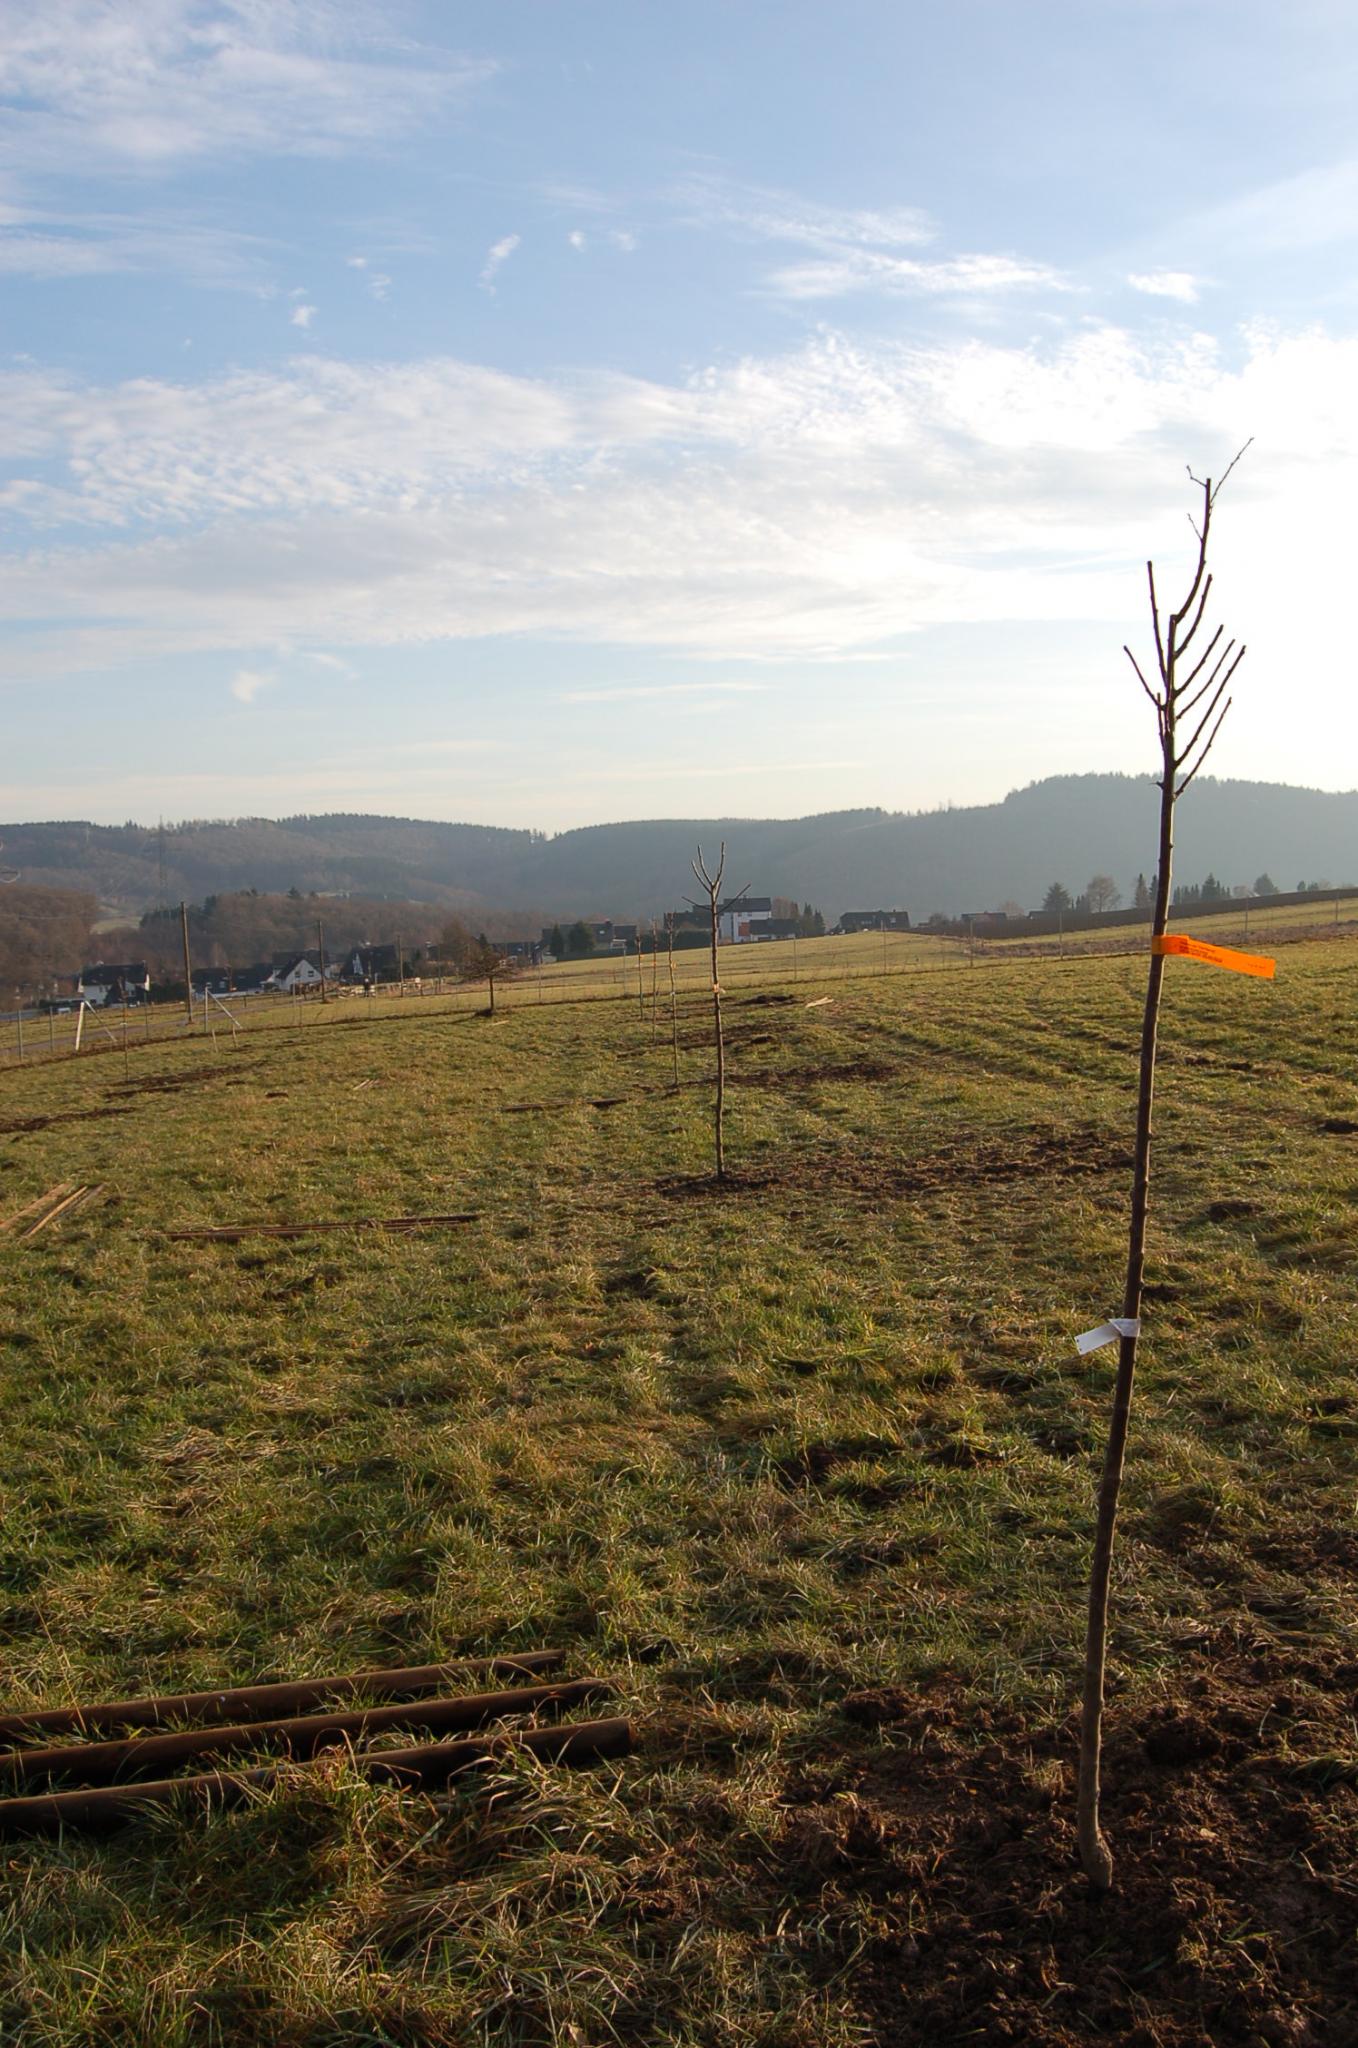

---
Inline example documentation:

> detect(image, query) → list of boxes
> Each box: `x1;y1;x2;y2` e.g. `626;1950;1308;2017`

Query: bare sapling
650;920;660;1041
667;912;679;1086
1078;445;1250;1891
636;925;646;1020
691;843;727;1180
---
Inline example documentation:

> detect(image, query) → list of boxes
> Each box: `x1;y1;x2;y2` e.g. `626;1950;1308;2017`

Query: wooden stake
179;902;193;1021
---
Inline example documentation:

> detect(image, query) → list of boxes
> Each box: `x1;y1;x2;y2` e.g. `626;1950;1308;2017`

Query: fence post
15;997;23;1065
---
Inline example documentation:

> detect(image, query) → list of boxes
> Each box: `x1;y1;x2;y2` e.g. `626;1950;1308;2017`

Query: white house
263;953;327;993
717;897;773;944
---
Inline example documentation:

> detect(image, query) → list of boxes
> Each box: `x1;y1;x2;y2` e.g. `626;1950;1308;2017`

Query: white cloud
230;666;272;703
0;0;498;173
679;175;935;253
1128;269;1200;303
346;254;368;268
479;232;520;292
368;272;391;300
0;208;266;282
290;302;316;328
767;248;1066;301
567;229;587;251
677;173;1063;302
561;680;773;704
609;228;637;253
0;323;1352;703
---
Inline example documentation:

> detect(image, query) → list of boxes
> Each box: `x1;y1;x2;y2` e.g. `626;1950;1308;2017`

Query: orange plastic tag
1152;933;1275;979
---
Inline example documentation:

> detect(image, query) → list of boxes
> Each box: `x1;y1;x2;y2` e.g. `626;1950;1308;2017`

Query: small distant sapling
691;843;727;1181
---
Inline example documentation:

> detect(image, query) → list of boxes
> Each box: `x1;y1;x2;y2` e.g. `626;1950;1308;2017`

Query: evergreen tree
1133;873;1151;911
1043;882;1072;913
1252;874;1277;897
549;923;565;958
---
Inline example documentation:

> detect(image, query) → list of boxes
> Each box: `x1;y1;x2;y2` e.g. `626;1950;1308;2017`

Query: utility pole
179;902;193;1021
397;934;404;993
316;920;328;1004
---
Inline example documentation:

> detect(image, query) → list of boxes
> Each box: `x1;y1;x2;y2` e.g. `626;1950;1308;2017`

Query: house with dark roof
77;961;151;1006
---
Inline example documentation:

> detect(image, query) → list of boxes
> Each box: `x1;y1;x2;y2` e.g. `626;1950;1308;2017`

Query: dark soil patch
0;1105;136;1134
653;1126;1129;1205
1200;1197;1262;1223
1318;1116;1358;1135
808;1646;1358;2045
673;1027;778;1051
738;991;798;1007
107;1061;261;1098
728;1058;896;1089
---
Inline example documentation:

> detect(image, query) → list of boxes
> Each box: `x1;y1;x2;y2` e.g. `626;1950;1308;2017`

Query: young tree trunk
667;914;679;1087
1077;449;1247;1889
709;900;724;1180
691;845;727;1181
1077;771;1174;1889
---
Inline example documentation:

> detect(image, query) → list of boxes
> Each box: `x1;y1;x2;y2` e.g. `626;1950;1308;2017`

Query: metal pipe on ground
1;1679;610;1788
0;1650;565;1744
0;1717;633;1834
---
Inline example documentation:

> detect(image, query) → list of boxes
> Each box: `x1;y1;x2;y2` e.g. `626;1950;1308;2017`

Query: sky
2;0;1357;831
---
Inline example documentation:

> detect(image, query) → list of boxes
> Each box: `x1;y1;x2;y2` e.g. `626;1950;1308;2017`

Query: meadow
2;930;1358;2045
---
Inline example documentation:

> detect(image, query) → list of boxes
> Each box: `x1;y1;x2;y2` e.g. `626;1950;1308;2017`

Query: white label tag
1075;1317;1141;1355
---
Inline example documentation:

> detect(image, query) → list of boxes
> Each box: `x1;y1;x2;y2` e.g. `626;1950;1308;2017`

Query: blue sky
2;0;1357;829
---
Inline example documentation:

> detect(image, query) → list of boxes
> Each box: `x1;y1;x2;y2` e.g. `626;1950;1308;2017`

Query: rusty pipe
0;1717;632;1834
1;1679;609;1788
0;1651;564;1744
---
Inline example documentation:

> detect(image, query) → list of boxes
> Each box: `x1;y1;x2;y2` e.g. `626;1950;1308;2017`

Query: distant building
345;943;401;984
717;897;773;943
77;962;150;1006
262;952;329;992
839;909;911;934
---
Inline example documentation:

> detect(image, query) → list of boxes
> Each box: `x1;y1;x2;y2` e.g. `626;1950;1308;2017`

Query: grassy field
3;933;1358;2045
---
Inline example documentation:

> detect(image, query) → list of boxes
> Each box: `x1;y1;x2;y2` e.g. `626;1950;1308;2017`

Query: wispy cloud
0;0;498;173
677;173;1064;302
479;233;520;292
1128;269;1200;303
0;324;1347;691
230;666;272;704
0;207;267;283
767;248;1066;301
561;680;773;703
290;302;316;328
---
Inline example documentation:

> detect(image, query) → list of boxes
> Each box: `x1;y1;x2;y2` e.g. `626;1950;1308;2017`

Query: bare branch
1175;698;1233;795
1123;645;1161;710
1209;437;1253;506
1173;679;1227;770
1171;480;1212;627
1147;562;1167;681
1175;575;1214;659
1175;647;1245;776
1177;620;1224;699
1177;636;1237;720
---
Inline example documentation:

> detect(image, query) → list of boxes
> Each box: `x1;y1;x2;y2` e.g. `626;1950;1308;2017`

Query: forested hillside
4;775;1356;925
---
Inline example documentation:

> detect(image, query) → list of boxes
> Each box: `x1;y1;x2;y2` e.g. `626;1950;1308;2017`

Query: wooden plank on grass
0;1183;76;1236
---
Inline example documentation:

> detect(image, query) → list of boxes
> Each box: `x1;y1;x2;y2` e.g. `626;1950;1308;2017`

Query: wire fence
3;896;1355;1077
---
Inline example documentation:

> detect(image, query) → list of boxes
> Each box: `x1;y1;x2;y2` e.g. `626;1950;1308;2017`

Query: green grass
2;939;1358;2042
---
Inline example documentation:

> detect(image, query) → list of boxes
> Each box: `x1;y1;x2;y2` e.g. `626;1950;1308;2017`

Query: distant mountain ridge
5;774;1356;923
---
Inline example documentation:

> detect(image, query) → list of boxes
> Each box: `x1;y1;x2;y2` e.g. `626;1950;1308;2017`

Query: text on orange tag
1151;933;1275;979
